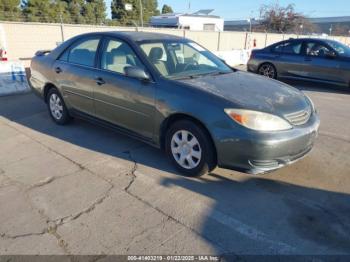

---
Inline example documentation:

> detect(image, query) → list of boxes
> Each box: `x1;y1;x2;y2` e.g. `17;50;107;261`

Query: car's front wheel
47;88;71;125
165;120;216;177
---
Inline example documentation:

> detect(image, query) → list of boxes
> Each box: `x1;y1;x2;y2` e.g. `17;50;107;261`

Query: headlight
224;109;292;131
305;94;316;112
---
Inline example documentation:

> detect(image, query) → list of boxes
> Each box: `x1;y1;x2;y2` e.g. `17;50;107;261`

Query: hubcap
49;93;63;120
259;64;275;78
171;130;202;169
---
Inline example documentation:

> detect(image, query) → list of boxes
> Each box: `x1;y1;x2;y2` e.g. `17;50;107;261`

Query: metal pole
59;13;64;42
244;32;248;49
139;0;143;28
217;31;221;51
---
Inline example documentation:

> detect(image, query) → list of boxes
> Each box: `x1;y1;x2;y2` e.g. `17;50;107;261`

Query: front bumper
215;112;320;175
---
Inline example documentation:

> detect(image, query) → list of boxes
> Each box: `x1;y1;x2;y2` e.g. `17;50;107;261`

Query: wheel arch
43;83;58;103
257;62;277;78
159;113;217;163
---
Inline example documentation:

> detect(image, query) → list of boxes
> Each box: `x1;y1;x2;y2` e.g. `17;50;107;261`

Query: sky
105;0;350;20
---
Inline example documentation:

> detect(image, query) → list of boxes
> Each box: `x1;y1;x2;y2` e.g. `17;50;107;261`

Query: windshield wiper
171;71;232;80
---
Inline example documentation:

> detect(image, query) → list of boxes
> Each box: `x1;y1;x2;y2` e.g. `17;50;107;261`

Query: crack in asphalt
123;150;138;192
318;131;350;144
3;119;227;254
0;231;46;240
122;150;229;255
54;184;114;226
124;217;169;252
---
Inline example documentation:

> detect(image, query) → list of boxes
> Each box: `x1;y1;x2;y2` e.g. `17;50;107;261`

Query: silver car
248;38;350;87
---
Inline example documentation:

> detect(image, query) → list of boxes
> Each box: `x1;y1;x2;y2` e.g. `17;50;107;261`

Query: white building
150;9;223;32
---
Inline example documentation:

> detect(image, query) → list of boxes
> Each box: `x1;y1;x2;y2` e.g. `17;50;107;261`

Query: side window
141;43;168;62
272;41;302;55
59;48;69;62
100;39;144;75
272;42;286;53
63;38;100;67
306;42;332;57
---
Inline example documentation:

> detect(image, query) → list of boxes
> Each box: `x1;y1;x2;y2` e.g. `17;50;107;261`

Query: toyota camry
30;32;320;176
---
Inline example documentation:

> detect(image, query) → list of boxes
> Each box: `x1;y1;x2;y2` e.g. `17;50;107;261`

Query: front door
93;37;156;139
303;41;343;84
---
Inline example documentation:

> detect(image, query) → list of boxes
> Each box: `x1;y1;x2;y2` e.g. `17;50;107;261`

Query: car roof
76;31;184;42
283;38;333;43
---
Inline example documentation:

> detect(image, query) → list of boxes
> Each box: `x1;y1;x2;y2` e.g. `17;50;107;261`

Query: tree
0;0;21;21
63;0;86;24
161;4;173;14
23;0;52;22
111;0;159;26
143;0;159;23
111;0;139;25
82;0;106;24
259;3;314;34
50;0;71;23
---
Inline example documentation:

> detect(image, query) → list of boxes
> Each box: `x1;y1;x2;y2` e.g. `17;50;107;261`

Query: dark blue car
248;38;350;87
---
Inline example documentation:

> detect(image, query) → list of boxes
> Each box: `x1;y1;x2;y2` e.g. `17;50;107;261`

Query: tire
258;63;277;79
46;88;71;125
165;120;216;177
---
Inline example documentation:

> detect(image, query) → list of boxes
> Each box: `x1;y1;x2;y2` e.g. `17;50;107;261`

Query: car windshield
139;40;232;79
325;40;350;57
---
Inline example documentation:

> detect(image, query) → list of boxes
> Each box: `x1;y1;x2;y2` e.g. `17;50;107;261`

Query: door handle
94;77;105;86
304;57;312;62
55;67;62;74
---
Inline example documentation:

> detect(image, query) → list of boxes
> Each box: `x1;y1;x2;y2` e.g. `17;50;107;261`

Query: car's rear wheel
47;88;71;125
165;120;216;177
258;63;277;79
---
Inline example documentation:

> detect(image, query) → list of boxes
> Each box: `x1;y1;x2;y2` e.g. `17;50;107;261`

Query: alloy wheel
259;64;276;78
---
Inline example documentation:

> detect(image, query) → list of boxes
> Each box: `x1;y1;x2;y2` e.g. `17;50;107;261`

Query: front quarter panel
153;78;235;148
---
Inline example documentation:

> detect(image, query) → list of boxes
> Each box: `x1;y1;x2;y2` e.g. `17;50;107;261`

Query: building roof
151;9;221;20
309;16;350;23
224;19;261;26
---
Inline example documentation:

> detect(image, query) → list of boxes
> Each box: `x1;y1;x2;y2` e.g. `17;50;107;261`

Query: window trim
303;40;338;58
271;40;303;56
57;36;102;69
96;36;154;81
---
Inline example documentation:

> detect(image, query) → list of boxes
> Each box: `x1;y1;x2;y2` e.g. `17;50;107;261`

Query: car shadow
159;173;350;254
1;92;350;255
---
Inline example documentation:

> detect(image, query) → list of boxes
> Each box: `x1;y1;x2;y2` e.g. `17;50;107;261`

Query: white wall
178;16;223;31
1;21;349;62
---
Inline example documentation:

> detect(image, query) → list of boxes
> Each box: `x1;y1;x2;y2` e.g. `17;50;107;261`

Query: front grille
284;108;311;126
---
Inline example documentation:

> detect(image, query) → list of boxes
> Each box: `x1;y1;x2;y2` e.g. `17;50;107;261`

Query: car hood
176;71;309;115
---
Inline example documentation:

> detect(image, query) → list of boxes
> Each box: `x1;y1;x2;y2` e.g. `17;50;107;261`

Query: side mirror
124;66;150;81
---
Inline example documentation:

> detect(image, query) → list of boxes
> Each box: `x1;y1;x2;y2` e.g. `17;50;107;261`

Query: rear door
53;36;101;115
93;37;156;139
272;40;304;78
302;40;343;84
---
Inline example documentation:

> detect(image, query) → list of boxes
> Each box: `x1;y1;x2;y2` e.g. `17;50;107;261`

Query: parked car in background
30;32;319;176
247;38;350;87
